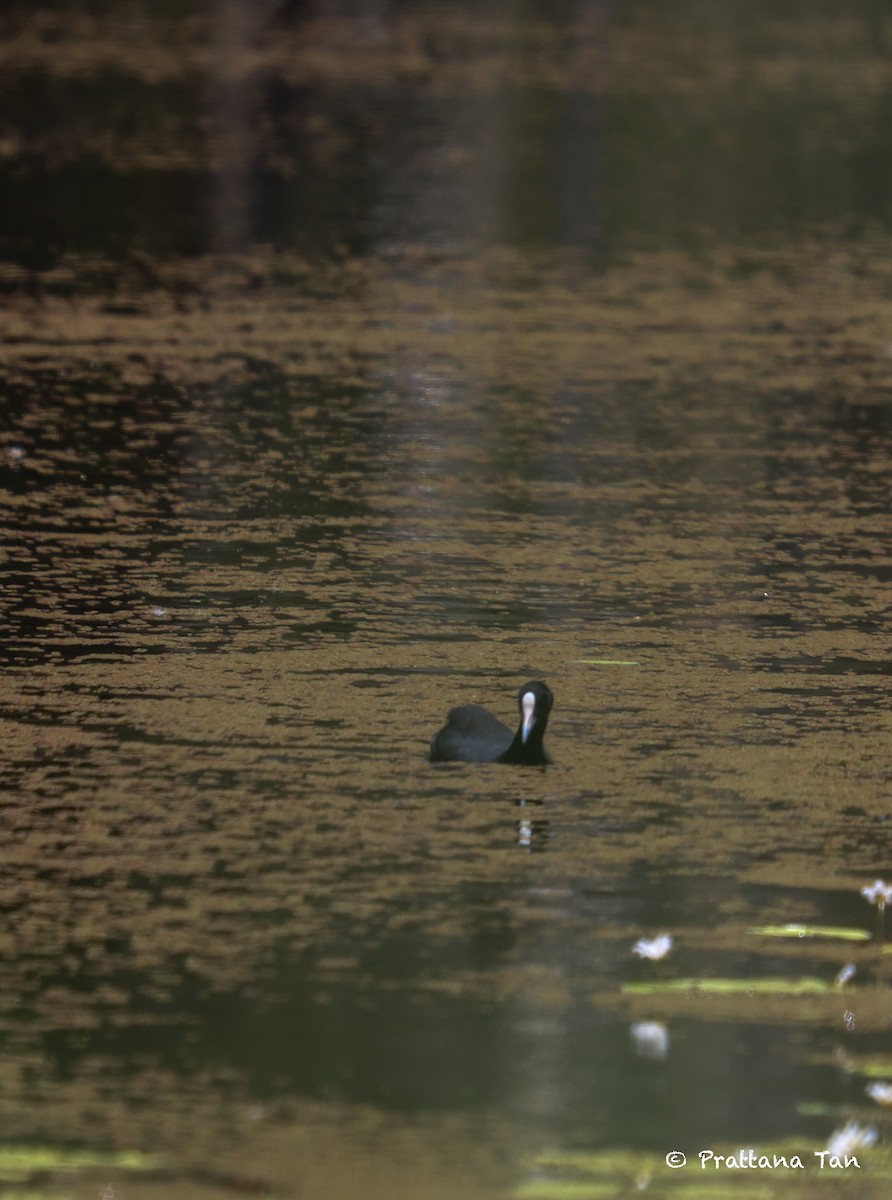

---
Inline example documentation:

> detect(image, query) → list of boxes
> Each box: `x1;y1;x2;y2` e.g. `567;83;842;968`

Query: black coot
429;681;554;764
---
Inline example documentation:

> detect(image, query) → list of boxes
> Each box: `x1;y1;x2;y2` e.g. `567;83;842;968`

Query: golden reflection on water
4;243;892;395
3;277;890;1189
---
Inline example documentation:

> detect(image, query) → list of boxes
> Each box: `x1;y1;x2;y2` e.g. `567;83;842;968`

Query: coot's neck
501;721;547;765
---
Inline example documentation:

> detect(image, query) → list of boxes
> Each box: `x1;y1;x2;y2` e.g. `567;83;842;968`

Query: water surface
1;2;892;1197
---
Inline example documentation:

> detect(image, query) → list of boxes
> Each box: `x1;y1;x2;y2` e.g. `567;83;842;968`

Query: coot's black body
429;681;553;765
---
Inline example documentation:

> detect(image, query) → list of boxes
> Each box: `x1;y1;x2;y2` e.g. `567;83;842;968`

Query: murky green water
1;2;892;1198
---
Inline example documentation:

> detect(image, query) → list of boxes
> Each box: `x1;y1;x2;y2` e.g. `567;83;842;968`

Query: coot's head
518;681;553;743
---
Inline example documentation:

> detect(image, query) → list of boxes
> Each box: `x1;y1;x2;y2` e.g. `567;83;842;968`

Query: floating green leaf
750;923;870;941
576;659;639;666
622;976;832;996
0;1146;160;1182
796;1102;846;1117
516;1182;619;1200
862;1061;892;1078
531;1149;642;1174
